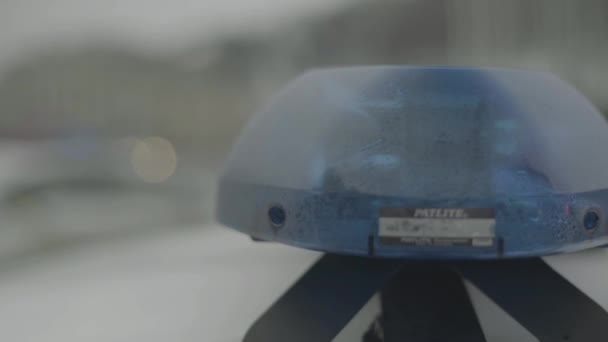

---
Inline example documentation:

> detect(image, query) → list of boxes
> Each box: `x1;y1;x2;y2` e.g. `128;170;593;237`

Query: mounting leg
243;254;404;342
380;264;486;342
453;258;608;342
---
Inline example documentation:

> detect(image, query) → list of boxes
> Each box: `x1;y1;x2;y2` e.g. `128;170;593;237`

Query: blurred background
0;0;607;341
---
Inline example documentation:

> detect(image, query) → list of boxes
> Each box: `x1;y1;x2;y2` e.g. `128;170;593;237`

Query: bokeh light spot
131;137;177;183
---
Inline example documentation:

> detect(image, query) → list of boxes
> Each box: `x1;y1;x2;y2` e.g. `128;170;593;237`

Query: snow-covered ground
1;222;608;341
0;224;364;342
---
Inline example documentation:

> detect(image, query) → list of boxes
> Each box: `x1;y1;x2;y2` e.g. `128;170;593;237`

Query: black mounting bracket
243;254;608;342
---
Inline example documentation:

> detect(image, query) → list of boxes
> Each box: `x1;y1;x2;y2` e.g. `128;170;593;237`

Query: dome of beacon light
217;66;608;259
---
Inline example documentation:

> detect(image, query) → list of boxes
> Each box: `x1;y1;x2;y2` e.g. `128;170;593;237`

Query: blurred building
446;0;608;108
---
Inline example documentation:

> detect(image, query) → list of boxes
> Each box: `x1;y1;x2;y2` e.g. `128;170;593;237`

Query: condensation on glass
217;67;608;259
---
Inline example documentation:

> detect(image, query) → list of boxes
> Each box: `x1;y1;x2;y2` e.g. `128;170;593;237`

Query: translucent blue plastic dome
217;67;608;259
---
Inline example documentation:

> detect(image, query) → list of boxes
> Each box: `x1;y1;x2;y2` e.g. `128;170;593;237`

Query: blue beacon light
216;67;608;259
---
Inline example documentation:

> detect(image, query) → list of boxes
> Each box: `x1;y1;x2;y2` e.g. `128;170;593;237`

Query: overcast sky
0;0;351;72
